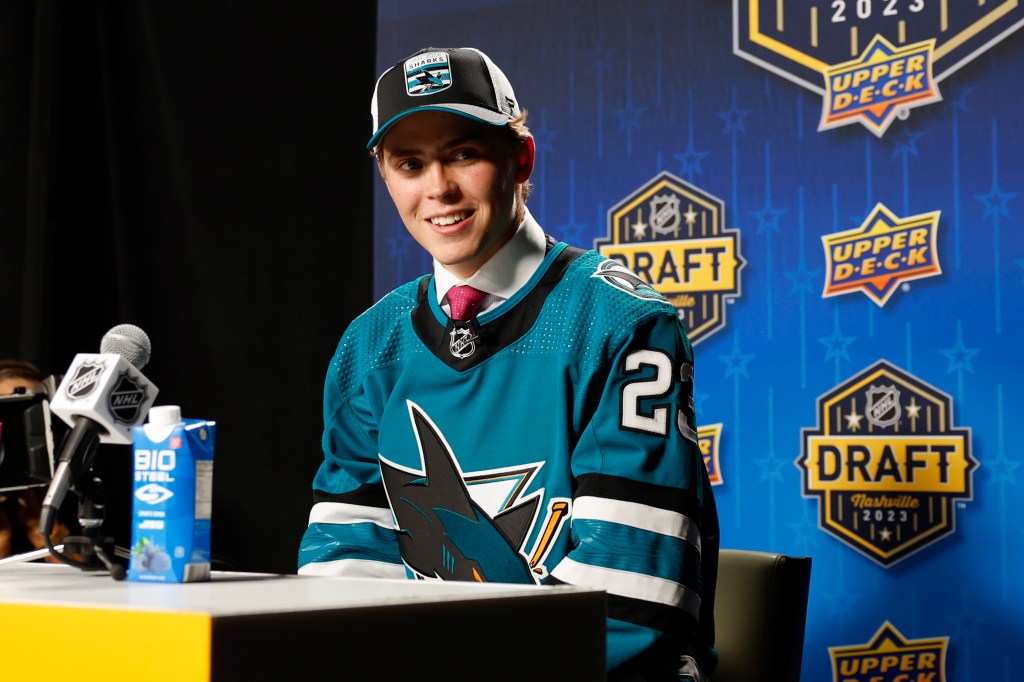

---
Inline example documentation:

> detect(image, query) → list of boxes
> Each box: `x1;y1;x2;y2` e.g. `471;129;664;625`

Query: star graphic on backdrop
988;450;1023;487
784;261;820;296
631;217;648;239
819;321;856;362
890;127;925;158
683;206;698;226
939;328;981;374
787;508;819;557
674;144;709;177
719;100;751;135
947;589;987;646
975;183;1017;220
693;389;710;419
532;120;557;155
556;217;587;244
878;527;893;542
946;83;976;113
720;339;754;379
752;198;787;234
387;231;411;259
755;452;785;483
845;409;863;431
823;581;859;623
905;398;922;421
614;100;645;133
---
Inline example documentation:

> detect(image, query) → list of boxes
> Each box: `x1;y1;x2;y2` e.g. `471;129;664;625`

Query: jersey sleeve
297;328;406;579
546;307;719;679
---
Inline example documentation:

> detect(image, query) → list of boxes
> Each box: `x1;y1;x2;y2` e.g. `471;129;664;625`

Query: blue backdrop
373;2;1023;679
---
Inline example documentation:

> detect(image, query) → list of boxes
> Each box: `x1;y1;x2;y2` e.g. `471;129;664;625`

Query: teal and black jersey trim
299;238;718;679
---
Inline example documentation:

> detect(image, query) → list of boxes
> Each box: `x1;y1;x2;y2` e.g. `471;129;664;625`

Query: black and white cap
368;47;521;150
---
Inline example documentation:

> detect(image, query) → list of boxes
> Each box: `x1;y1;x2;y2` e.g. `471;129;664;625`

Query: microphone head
101;324;152;370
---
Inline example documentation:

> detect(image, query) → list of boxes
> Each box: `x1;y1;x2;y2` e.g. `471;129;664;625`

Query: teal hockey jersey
299;241;719;680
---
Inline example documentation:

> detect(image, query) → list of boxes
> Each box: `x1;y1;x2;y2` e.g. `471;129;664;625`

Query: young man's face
378;110;533;279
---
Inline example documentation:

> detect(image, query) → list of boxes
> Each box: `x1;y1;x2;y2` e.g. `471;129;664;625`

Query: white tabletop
0;562;596;616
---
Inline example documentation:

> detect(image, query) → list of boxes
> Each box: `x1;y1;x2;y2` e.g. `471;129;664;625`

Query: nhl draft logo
596;171;745;345
405;51;452;96
822;203;941;307
108;371;150;424
698;423;724;486
733;0;1024;136
449;325;479;359
796;360;976;567
829;621;948;682
64;359;107;400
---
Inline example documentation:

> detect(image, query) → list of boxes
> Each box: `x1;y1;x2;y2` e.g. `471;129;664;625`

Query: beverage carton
128;405;215;582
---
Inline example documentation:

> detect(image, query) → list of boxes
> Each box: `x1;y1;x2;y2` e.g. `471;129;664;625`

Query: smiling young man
298;47;719;681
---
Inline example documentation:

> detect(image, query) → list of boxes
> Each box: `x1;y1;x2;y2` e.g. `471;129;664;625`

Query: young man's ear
515;135;536;184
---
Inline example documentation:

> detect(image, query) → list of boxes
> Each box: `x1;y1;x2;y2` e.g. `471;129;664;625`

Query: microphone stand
39;421;127;580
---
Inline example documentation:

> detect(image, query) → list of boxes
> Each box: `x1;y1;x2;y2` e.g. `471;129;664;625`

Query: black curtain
0;1;377;574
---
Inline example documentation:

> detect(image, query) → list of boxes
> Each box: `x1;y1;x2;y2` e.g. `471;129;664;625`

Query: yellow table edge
1;602;212;680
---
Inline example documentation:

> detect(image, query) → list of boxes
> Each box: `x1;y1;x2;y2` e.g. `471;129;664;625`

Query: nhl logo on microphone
109;371;151;424
65;360;107;399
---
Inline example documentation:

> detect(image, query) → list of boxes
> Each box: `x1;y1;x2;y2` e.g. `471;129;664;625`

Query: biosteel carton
128;405;215;582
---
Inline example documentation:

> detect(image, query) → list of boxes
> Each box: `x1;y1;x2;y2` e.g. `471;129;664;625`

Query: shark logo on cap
405;51;452;96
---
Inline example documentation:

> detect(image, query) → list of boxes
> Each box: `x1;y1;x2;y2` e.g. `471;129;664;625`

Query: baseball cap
368;47;521;150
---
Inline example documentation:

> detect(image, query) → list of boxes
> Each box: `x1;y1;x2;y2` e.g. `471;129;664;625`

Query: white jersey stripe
298;557;406;579
573;496;700;549
551;557;701;617
308;501;396;529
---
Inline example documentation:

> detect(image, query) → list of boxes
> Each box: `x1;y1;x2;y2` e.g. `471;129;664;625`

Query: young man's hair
0;359;42;383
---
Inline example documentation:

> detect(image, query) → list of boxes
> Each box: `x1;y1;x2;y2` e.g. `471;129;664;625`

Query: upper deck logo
733;0;1024;136
596;171;745;345
698;423;724;486
820;36;940;136
829;621;948;682
822;202;941;306
796;360;976;567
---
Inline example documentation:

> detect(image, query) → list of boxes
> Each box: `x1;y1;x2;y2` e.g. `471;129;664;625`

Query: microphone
41;324;160;529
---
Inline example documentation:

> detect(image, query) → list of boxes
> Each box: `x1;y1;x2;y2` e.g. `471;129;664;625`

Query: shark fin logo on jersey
405;51;452;96
698;423;724;486
591;259;664;301
797;360;976;567
828;621;949;682
733;1;1023;137
380;401;570;583
820;36;940;137
822;203;941;306
596;171;745;345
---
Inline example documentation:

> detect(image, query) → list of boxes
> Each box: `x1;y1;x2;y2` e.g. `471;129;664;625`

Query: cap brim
367;104;512;150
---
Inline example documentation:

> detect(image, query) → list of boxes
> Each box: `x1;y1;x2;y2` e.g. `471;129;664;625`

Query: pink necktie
447;285;488;320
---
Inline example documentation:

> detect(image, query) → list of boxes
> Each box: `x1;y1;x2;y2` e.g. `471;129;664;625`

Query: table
0;563;606;681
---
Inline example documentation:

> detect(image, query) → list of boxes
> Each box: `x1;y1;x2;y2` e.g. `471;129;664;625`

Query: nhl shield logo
65;360;106;400
449;326;479;359
405;51;452;97
108;371;149;424
866;384;901;428
797;360;977;567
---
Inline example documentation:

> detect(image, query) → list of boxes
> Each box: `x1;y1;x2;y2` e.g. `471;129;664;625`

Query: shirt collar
433;208;547;306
